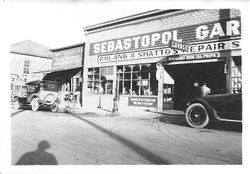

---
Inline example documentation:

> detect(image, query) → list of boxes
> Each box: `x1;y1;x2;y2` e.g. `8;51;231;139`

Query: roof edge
83;9;183;32
50;43;85;52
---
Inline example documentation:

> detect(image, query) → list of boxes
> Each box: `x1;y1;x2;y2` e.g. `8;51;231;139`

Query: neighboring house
10;40;52;100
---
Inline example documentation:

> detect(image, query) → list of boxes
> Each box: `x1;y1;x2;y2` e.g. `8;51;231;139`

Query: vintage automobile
185;93;242;128
13;80;60;112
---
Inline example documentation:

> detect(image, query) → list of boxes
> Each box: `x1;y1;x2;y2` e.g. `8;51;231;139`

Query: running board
214;115;242;123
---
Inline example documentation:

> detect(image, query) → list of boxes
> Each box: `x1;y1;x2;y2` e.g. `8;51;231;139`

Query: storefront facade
36;43;85;107
83;9;241;111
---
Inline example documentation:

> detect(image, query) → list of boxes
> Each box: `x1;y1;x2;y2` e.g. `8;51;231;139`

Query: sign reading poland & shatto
89;19;241;63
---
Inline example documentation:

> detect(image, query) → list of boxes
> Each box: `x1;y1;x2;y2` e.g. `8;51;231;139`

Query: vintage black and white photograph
1;0;250;173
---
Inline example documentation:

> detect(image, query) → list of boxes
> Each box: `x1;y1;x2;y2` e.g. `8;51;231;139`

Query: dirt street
11;109;242;165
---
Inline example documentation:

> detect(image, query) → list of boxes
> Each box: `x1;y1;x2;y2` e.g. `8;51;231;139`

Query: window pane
132;65;140;72
141;64;151;71
141;72;149;79
118;73;123;80
107;81;113;94
87;75;93;81
124;65;132;72
124;81;131;95
132;81;139;95
94;75;99;81
93;82;99;94
150;80;158;95
132;72;140;80
124;73;131;80
118;81;123;95
88;68;93;74
141;80;150;95
94;67;99;74
117;66;123;73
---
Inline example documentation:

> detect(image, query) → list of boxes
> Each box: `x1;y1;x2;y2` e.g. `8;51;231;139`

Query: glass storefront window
87;66;113;94
116;63;158;96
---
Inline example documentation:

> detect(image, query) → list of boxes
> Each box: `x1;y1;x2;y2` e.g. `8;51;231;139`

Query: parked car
185;93;242;128
13;80;60;112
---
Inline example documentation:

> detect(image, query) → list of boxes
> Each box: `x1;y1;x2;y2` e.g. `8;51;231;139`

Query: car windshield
40;81;59;92
27;84;39;93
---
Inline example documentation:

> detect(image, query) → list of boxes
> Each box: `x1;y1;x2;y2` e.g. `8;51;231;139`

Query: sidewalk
65;105;185;118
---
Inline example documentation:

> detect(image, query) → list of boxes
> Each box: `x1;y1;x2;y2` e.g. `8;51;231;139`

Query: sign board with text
128;96;157;107
97;39;240;63
90;19;241;57
53;46;83;69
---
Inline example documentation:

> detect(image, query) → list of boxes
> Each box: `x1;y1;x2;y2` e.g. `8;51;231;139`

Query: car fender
186;99;217;120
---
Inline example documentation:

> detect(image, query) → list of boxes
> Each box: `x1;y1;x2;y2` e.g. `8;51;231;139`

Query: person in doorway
192;81;203;99
201;82;211;98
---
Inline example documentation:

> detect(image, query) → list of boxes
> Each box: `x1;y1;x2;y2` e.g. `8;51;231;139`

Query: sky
1;0;249;49
0;0;156;49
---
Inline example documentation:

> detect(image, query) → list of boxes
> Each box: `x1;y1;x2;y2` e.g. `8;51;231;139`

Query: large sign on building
53;46;83;69
89;19;241;63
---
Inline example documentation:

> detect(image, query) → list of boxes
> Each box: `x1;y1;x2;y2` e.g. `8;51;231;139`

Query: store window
87;66;113;94
232;57;242;93
116;63;158;96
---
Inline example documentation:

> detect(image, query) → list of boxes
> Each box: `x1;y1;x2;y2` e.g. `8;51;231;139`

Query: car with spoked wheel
13;80;60;112
185;93;242;128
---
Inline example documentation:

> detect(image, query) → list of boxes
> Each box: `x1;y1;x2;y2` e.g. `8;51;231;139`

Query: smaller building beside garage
34;43;85;107
10;40;52;101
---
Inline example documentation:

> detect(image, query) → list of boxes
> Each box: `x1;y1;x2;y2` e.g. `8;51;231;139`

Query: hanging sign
169;40;190;52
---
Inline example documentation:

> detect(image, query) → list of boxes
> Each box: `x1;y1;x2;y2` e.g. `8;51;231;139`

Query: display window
87;66;114;94
117;63;158;96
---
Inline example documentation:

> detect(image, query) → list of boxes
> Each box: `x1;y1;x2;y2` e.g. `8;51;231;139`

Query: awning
34;65;82;81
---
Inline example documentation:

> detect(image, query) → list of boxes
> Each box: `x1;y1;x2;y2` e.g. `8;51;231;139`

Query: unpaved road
11;109;242;165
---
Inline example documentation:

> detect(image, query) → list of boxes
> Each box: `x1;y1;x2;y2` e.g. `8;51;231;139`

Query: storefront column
226;57;233;94
157;63;164;112
112;65;118;112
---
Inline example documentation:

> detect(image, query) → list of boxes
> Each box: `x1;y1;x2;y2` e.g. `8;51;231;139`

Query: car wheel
51;102;58;113
31;98;39;111
13;100;20;109
185;103;210;128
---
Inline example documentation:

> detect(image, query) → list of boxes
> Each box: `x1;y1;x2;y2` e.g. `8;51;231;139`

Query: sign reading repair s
89;19;241;56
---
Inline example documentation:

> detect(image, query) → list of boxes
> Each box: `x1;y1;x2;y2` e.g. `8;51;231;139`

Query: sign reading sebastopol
89;19;241;63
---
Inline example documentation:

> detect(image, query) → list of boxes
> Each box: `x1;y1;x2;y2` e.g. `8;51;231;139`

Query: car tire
13;100;20;109
185;103;210;128
51;102;58;113
31;98;39;112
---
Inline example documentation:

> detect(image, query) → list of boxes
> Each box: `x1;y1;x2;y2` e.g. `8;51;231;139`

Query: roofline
50;42;85;52
10;51;52;59
83;9;183;33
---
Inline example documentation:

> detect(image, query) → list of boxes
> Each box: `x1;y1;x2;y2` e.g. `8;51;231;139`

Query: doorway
164;61;227;110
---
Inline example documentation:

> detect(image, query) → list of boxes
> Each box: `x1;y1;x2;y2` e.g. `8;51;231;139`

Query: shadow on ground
66;111;171;164
15;140;58;165
11;110;26;117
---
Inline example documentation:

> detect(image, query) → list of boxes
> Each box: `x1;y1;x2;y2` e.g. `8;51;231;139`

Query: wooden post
226;57;232;94
157;63;164;112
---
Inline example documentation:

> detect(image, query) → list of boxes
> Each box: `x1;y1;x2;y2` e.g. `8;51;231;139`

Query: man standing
193;81;203;99
201;82;211;98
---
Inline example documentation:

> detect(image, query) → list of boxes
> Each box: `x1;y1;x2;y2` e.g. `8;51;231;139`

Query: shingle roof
10;40;52;59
